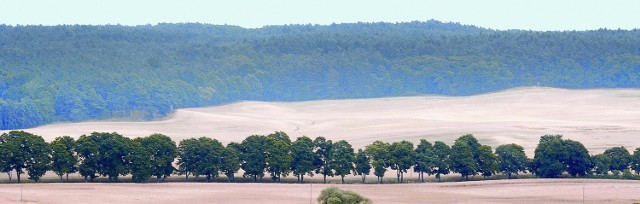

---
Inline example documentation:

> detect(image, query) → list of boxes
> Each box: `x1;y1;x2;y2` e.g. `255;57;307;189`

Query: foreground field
7;87;640;156
0;179;638;203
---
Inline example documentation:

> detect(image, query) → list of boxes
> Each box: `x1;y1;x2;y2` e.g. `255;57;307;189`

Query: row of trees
2;131;640;183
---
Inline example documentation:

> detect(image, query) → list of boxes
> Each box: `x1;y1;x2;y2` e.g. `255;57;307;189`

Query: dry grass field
7;87;640;156
2;87;640;203
1;179;639;203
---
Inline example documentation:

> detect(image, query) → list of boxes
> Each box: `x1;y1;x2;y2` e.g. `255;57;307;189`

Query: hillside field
1;179;639;203
2;87;640;203
5;87;640;156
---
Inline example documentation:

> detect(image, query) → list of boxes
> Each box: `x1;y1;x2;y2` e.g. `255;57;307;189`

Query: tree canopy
495;144;527;179
532;135;592;178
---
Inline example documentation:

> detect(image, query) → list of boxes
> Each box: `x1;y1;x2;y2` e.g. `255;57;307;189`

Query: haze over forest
1;20;640;130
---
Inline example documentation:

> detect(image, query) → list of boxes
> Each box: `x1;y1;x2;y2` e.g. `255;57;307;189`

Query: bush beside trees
317;186;371;204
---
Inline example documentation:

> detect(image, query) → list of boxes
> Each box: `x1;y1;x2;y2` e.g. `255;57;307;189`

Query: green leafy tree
314;136;334;183
532;135;566;178
177;138;198;181
177;137;224;182
456;134;481;153
532;135;592;178
221;142;241;182
291;136;316;183
432;141;450;182
354;149;371;183
50;136;78;181
240;135;270;182
478;145;499;177
632;147;640;175
414;139;436;182
388;140;415;183
195;137;224;182
266;131;292;182
95;132;132;182
332;140;355;184
450;141;477;180
495;144;528;179
76;134;100;181
0;138;12;181
603;146;631;175
129;138;153;182
365;140;390;183
591;154;611;175
563;140;592;177
0;131;51;182
138;133;177;182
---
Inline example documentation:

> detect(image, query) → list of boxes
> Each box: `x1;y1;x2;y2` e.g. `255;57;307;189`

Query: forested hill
1;21;640;130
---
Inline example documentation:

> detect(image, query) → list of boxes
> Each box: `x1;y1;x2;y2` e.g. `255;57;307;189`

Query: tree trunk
341;175;345;184
301;175;304;183
400;172;404;183
323;174;327;183
253;175;257;182
361;175;366;183
7;172;12;181
60;175;64;181
16;172;21;183
66;173;70;181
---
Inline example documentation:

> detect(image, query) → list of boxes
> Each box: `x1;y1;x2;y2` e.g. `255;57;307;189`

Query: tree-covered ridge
1;21;640;129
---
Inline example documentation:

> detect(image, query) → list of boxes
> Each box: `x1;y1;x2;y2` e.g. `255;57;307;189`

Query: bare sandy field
5;87;640;156
1;179;639;203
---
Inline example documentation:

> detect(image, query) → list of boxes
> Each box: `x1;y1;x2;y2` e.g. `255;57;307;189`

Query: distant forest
1;20;640;129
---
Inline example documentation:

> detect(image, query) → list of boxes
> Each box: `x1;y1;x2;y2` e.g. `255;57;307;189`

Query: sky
0;0;639;31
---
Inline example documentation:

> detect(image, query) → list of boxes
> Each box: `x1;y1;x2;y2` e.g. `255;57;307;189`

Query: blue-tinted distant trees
2;23;640;130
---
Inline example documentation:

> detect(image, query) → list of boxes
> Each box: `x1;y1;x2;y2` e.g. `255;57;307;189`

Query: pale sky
0;0;639;31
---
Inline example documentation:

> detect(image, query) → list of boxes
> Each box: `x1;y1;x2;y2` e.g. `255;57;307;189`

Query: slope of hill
7;87;640;155
1;21;640;129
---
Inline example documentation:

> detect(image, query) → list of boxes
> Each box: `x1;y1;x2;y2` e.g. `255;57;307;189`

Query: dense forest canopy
1;20;640;130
